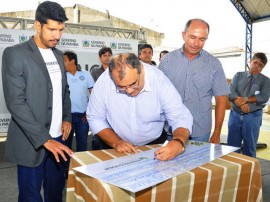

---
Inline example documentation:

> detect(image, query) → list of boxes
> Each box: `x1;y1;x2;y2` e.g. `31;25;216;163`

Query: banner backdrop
0;28;139;132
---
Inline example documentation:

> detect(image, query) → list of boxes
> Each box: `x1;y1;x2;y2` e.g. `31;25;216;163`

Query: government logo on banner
110;42;117;49
19;35;28;43
82;39;90;47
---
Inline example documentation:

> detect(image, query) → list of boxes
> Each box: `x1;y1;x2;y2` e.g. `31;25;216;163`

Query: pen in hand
153;140;169;160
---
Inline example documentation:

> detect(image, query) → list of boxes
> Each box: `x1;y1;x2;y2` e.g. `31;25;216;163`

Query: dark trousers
17;136;65;202
65;112;89;152
91;130;168;150
64;113;89;171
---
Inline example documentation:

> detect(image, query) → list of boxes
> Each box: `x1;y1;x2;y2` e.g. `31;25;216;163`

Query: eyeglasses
116;74;141;94
251;60;264;69
252;66;263;69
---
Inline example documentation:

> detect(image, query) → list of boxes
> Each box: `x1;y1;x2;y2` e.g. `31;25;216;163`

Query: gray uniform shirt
229;71;270;113
90;65;105;82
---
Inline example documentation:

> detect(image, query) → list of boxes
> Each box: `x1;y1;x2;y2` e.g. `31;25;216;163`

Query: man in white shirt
87;53;193;160
2;2;73;201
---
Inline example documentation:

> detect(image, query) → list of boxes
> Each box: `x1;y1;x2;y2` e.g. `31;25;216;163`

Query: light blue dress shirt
67;70;95;113
158;47;229;137
87;63;193;146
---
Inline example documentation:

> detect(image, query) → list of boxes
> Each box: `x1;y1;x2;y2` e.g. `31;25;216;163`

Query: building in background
0;4;164;46
1;4;269;112
211;47;270;79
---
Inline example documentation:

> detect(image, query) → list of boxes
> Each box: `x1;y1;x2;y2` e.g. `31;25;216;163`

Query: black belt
233;108;262;115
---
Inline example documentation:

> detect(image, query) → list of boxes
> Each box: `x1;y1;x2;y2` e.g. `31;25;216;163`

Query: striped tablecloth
66;145;262;202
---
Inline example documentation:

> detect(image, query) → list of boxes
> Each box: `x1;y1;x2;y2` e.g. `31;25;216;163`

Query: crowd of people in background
1;1;270;201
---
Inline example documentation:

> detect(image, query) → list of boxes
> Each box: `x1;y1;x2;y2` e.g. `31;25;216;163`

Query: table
66;145;262;202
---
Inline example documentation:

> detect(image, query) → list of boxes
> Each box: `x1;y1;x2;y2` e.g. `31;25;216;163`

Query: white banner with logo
0;28;139;133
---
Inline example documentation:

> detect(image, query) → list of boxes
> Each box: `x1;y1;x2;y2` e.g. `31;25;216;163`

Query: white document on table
73;141;238;193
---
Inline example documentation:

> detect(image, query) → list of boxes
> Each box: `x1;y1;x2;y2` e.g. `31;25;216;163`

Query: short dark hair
184;19;210;34
35;1;68;24
109;53;141;80
98;47;112;57
63;50;81;70
151;60;157;66
138;44;153;55
159;50;169;59
252;52;268;66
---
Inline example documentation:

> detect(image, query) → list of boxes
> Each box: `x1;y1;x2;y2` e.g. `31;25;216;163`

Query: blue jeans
65;113;89;152
189;133;210;142
17;136;65;202
227;109;262;157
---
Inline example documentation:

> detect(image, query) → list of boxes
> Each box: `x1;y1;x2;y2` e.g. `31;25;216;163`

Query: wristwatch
245;97;248;103
172;137;186;152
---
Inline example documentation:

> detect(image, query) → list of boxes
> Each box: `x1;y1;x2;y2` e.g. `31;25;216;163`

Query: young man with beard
2;1;73;201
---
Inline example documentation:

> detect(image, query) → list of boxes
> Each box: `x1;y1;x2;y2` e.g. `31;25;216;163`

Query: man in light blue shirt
87;53;193;160
64;51;95;152
159;19;229;143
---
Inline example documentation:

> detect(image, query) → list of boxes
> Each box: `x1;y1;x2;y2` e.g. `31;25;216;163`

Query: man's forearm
246;96;257;104
214;95;227;134
172;128;190;144
97;128;122;148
